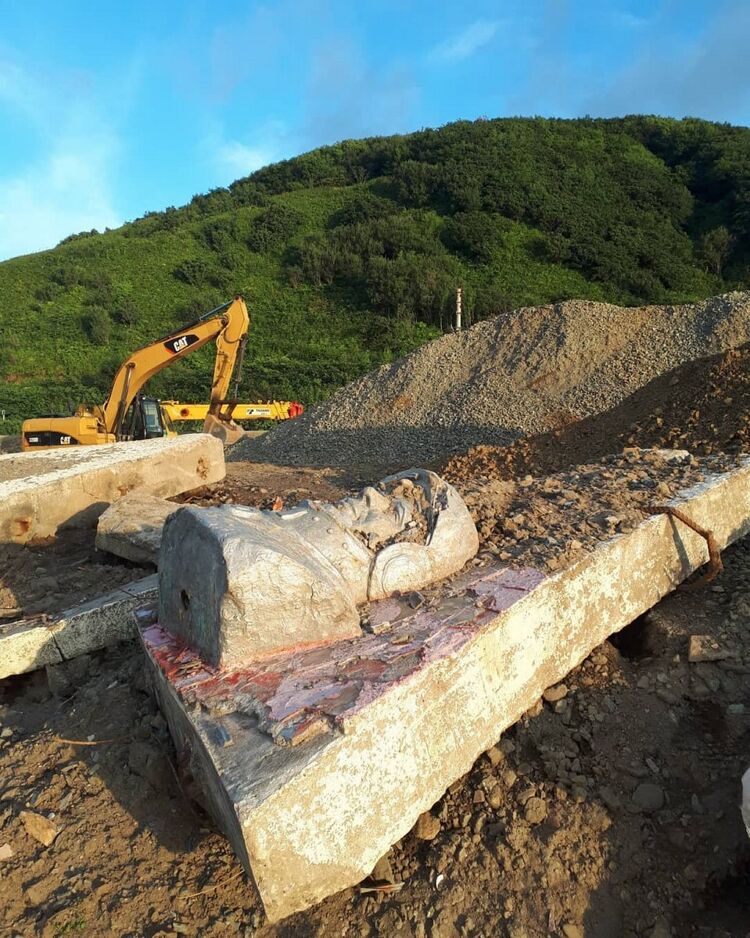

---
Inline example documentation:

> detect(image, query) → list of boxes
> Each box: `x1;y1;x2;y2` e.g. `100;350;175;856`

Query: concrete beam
0;435;224;544
139;458;750;922
0;575;157;679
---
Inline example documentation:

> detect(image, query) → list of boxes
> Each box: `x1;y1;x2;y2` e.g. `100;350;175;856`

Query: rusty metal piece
644;504;723;589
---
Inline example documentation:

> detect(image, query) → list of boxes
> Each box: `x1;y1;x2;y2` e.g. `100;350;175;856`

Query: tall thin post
455;287;462;332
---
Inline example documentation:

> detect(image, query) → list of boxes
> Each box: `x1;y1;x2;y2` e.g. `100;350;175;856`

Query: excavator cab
120;396;175;442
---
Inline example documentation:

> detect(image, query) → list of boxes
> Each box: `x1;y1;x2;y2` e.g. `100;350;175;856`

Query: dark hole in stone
181;590;190;610
608;613;658;660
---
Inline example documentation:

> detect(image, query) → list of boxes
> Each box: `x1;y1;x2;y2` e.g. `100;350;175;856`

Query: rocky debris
233;292;750;466
452;448;739;574
20;810;59;846
687;633;737;663
0;843;13;860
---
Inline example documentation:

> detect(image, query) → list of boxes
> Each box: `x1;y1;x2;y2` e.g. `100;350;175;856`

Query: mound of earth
443;343;750;485
233;292;750;467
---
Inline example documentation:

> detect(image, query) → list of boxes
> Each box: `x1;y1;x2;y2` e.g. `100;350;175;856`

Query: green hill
1;115;748;433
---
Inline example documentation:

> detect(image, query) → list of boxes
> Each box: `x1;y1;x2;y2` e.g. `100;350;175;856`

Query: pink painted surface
141;565;545;746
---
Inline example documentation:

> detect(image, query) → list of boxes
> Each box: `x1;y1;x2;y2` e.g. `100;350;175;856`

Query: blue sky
1;0;749;260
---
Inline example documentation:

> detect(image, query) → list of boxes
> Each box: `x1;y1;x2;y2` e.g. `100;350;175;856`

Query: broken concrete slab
96;492;185;564
0;435;224;544
0;575;157;679
159;469;478;666
140;457;750;922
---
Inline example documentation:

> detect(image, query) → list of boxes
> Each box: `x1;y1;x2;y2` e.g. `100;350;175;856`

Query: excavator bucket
203;413;245;446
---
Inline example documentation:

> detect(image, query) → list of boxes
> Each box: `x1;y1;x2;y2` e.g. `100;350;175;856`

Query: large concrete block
159;470;478;666
0;435;224;544
96;492;186;564
0;575;157;679
139;457;750;921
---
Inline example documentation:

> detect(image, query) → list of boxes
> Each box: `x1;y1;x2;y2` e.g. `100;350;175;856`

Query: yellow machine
21;297;250;451
161;400;304;422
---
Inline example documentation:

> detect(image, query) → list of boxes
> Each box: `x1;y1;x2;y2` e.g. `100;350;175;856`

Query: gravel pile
232;291;750;467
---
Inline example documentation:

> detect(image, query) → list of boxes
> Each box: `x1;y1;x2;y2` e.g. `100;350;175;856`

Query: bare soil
1;454;748;937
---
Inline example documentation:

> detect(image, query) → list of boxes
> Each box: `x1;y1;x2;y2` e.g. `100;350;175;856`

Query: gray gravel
232;292;750;467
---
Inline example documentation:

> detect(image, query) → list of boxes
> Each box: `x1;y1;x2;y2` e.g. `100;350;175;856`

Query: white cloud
0;136;120;260
0;59;121;260
429;19;500;64
217;141;276;179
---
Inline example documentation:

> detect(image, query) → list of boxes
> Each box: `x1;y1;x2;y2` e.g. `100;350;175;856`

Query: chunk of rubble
139;456;750;922
96;491;186;564
158;469;479;665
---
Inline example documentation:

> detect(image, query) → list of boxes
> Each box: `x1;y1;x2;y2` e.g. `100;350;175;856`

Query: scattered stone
688;634;736;663
543;683;568;703
487;785;504;810
20;810;59;846
599;786;621;811
523;797;547;825
631;783;665;814
562;925;583;938
414;812;441;841
370;854;395;883
485;745;504;767
0;842;13;860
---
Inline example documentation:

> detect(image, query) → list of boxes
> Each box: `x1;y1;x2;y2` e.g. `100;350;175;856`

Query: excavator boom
103;297;249;437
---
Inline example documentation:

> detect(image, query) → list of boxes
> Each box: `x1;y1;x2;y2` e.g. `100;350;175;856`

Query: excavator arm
101;297;249;437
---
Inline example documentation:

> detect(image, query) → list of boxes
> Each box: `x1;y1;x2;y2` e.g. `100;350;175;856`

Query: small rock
562;925;583;938
0;842;13;860
20;810;59;846
370;853;395;883
524;797;547;824
487;784;504;809
599;786;621;811
485;745;504;767
501;769;517;788
414;812;441;841
649;917;671;938
688;635;734;663
632;782;664;814
543;683;568;703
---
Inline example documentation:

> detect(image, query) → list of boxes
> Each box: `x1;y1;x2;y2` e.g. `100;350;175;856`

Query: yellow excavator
21;297;250;451
161;400;304;422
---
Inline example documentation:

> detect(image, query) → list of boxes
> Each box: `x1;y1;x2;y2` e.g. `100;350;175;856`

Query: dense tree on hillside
4;115;749;431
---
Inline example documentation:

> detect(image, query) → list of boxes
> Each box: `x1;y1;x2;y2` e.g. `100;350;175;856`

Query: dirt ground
1;453;749;937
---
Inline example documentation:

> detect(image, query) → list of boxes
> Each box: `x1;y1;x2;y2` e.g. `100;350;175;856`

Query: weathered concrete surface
0;575;157;679
0;435;224;544
96;492;185;564
159;470;477;666
140;458;750;922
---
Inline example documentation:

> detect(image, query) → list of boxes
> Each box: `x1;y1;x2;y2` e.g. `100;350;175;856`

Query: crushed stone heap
233;291;750;467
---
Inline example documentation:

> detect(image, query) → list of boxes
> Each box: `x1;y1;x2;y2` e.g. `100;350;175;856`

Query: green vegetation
1;115;748;433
